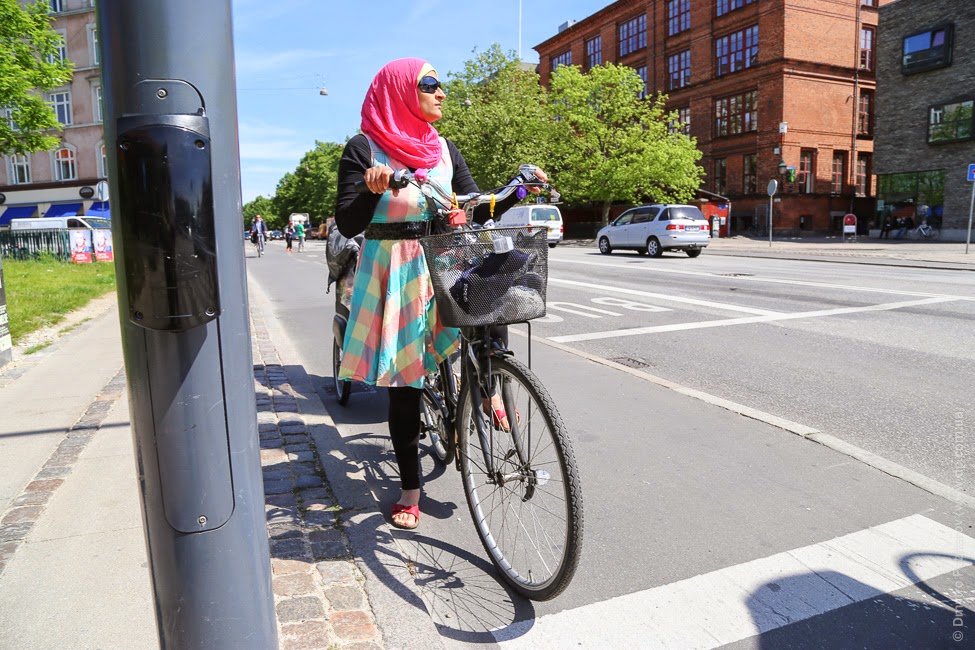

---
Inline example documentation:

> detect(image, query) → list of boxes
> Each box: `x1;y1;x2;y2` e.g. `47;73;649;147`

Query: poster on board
71;229;93;264
93;229;114;262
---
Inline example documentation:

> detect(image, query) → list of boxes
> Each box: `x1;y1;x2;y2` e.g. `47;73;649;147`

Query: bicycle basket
421;226;549;327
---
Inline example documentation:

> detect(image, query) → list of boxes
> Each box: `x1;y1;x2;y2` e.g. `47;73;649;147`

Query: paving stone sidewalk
250;304;385;650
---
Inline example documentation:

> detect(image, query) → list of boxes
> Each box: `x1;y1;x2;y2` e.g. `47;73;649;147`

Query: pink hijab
360;58;443;169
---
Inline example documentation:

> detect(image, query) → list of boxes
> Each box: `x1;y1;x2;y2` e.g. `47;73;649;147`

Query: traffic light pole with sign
96;1;277;647
967;164;974;255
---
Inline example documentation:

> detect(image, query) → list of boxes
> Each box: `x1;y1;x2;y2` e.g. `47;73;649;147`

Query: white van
10;216;111;231
498;204;564;247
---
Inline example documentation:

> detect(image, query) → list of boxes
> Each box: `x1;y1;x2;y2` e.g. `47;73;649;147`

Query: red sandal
391;503;420;530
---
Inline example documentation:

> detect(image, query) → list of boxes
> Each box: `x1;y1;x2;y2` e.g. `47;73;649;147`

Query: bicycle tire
456;355;583;600
420;386;451;464
332;340;351;406
929;230;940;241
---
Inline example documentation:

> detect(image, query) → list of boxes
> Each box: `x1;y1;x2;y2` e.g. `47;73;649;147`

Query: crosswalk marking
491;515;975;649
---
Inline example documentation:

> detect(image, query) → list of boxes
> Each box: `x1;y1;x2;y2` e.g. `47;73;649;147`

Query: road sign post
967;164;974;254
97;1;277;647
767;179;778;247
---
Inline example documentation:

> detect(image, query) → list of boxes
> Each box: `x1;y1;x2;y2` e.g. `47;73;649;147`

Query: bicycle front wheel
457;355;583;600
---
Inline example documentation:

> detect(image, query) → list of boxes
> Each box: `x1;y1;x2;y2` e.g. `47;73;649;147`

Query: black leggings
385;326;507;491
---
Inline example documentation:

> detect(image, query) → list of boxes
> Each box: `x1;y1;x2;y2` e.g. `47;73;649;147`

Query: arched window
54;146;77;181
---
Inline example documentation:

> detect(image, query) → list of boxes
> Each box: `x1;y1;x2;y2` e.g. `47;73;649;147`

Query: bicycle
909;221;939;240
352;166;583;600
252;230;266;257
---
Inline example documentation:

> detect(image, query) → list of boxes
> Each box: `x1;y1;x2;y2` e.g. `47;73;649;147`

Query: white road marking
549;296;960;343
548;302;622;318
548;278;783;316
551;257;975;301
492;515;975;649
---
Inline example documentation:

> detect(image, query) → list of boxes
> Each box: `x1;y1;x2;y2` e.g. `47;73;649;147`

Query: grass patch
24;341;53;355
58;317;92;335
2;254;116;345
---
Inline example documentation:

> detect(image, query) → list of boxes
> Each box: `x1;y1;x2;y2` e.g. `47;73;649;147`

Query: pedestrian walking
285;221;295;252
295;221;306;252
880;218;891;239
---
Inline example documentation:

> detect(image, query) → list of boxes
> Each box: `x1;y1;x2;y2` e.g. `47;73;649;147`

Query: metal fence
0;229;73;262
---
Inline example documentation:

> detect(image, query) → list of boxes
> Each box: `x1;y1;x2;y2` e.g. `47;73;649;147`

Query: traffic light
786;167;797;183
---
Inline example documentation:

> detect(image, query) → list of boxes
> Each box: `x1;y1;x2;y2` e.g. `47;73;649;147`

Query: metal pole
97;2;278;648
967;181;974;254
768;196;773;247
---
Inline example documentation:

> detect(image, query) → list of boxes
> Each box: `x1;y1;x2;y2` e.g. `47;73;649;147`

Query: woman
335;58;545;530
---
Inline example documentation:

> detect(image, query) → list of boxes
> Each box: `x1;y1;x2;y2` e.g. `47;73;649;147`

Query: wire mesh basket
421;226;549;327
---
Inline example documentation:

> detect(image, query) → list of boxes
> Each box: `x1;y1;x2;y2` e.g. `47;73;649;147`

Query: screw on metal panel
205;308;215;316
133;311;143;321
157;88;168;99
119;142;128;150
194;140;205;149
198;515;207;525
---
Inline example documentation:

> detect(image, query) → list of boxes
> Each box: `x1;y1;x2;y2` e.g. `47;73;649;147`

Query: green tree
0;0;74;155
547;63;703;225
273;140;344;226
243;195;277;230
437;45;554;190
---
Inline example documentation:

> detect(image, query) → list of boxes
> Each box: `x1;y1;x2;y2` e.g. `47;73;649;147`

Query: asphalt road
246;239;975;649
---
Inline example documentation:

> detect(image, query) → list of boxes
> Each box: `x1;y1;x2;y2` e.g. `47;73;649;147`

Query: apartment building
0;0;106;227
535;0;891;234
874;0;974;240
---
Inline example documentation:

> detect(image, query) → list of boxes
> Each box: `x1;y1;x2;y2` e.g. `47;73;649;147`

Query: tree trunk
601;201;612;227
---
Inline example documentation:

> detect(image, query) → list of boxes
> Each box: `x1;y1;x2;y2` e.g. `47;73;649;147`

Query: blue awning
0;205;39;226
45;203;83;219
86;202;110;218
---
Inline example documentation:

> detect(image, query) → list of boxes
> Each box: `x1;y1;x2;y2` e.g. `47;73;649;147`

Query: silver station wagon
596;204;710;258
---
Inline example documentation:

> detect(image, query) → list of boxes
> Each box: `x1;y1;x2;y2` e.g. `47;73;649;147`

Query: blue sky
231;0;608;203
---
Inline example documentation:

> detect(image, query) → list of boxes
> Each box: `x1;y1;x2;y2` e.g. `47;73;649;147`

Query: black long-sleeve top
335;134;520;238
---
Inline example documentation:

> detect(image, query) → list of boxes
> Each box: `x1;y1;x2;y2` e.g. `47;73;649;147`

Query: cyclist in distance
335;58;547;530
250;214;268;248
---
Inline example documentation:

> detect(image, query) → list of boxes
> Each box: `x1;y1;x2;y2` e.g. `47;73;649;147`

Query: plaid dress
338;138;460;388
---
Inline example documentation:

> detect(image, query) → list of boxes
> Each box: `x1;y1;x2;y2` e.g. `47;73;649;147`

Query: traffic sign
96;180;110;202
968;164;975;182
767;179;778;196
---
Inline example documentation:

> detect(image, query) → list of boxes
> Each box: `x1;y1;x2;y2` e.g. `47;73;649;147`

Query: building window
858;91;873;135
798;149;815;194
860;27;875;71
93;85;103;123
903;25;953;74
667;50;691;90
679;106;690;135
585;36;602;70
877;171;944;227
861;0;876;6
856;154;871;196
47;91;72;125
48;30;67;65
49;0;63;13
713;158;727;195
9;155;31;185
715;90;757;137
715;25;758;77
54;147;77;181
98;143;108;178
743;154;757;194
635;65;647;99
716;0;756;17
667;0;691;36
831;152;846;194
928;99;973;143
88;24;100;66
619;15;647;57
551;50;572;70
2;106;16;131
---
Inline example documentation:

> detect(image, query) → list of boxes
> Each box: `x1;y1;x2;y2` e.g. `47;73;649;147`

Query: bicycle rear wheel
332;340;351;405
420;386;450;464
457;355;583;600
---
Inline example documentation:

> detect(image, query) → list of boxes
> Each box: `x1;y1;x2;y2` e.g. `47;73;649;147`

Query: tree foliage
242;195;277;230
0;0;74;155
436;45;554;190
546;63;703;225
272;140;344;227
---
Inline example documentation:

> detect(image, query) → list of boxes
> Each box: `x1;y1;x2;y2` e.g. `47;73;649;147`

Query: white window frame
49;0;63;13
48;29;68;65
53;145;78;181
97;142;108;178
2;106;16;131
8;155;32;185
48;90;73;126
92;84;103;123
88;24;100;66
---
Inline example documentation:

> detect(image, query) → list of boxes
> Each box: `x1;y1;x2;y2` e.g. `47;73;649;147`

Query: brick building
874;0;974;241
0;0;106;227
534;0;891;235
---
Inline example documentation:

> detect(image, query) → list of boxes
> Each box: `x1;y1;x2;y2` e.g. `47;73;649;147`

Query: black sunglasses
418;75;444;94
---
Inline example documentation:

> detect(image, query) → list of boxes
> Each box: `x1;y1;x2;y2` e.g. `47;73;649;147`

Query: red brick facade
535;0;892;234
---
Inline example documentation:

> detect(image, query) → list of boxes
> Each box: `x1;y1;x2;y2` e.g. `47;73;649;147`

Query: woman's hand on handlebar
525;167;548;194
363;165;399;197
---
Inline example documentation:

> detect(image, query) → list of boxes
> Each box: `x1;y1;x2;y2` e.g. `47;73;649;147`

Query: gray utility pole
97;2;277;647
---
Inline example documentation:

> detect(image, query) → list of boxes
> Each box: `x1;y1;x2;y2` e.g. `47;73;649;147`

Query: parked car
497;204;563;247
269;230;283;240
596;204;709;258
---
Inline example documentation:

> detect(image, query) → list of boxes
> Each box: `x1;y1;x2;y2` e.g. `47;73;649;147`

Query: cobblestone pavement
250;304;385;650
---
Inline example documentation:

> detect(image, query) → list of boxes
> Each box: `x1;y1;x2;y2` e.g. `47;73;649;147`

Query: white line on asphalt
492;515;975;649
551;257;975;301
548;278;783;316
549;296;960;343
